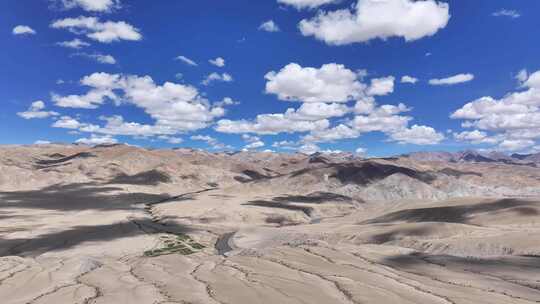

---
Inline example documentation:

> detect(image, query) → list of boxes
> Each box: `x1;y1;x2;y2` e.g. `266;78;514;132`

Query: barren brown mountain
1;144;540;303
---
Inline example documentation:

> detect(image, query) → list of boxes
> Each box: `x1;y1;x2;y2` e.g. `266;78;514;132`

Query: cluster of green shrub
144;234;205;257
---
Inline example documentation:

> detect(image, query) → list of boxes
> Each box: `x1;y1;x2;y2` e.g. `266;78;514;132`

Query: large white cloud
453;130;499;145
51;16;141;43
265;63;365;102
277;0;339;10
50;0;120;12
285;102;350;121
389;124;444;145
216;114;330;135
299;0;450;45
52;72;229;135
215;101;349;135
451;69;540;151
351;103;411;133
218;62;442;146
498;139;535;152
302;124;360;143
17;101;59;119
299;100;443;145
76;134;118;145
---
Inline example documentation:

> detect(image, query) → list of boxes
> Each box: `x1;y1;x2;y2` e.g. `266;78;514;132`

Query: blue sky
2;0;540;156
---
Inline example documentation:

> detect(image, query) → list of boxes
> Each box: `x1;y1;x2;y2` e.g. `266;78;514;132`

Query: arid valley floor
2;144;540;303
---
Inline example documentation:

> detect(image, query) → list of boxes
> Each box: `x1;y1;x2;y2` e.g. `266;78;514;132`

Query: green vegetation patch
144;233;205;257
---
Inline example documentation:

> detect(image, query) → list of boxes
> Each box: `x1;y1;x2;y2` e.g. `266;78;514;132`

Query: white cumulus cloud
17;101;59;119
451;69;540;150
13;25;36;35
209;57;225;67
367;76;395;96
259;20;280;32
52;72;231;136
73;52;117;64
202;73;233;86
265;63;365;103
429;73;474;86
57;38;90;49
50;0;120;12
401;75;418;84
389;124;445;145
277;0;339;10
299;0;450;45
51;16;142;43
76;134;118;145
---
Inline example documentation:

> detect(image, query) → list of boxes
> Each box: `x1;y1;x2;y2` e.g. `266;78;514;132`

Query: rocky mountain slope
1;144;540;304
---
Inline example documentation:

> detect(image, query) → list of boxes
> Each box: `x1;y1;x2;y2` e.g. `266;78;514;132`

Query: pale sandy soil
2;185;540;303
2;145;540;303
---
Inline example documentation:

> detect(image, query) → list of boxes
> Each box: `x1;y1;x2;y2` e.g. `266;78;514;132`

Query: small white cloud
175;55;198;66
277;0;338;10
429;73;474;86
244;140;265;150
401;75;418;84
202;73;233;85
57;38;90;49
367;76;395;96
516;69;528;85
12;25;36;35
158;135;183;144
259;20;280;32
34;140;52;145
17;101;59;119
76;134;118;146
50;0;120;12
51;16;141;43
355;147;367;156
190;135;231;150
74;52;117;64
272;140;298;149
302;124;359;143
214;97;240;107
209;57;225;67
298;143;320;154
492;9;521;19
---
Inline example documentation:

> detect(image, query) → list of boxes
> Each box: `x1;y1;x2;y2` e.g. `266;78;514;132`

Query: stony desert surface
2;144;540;303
